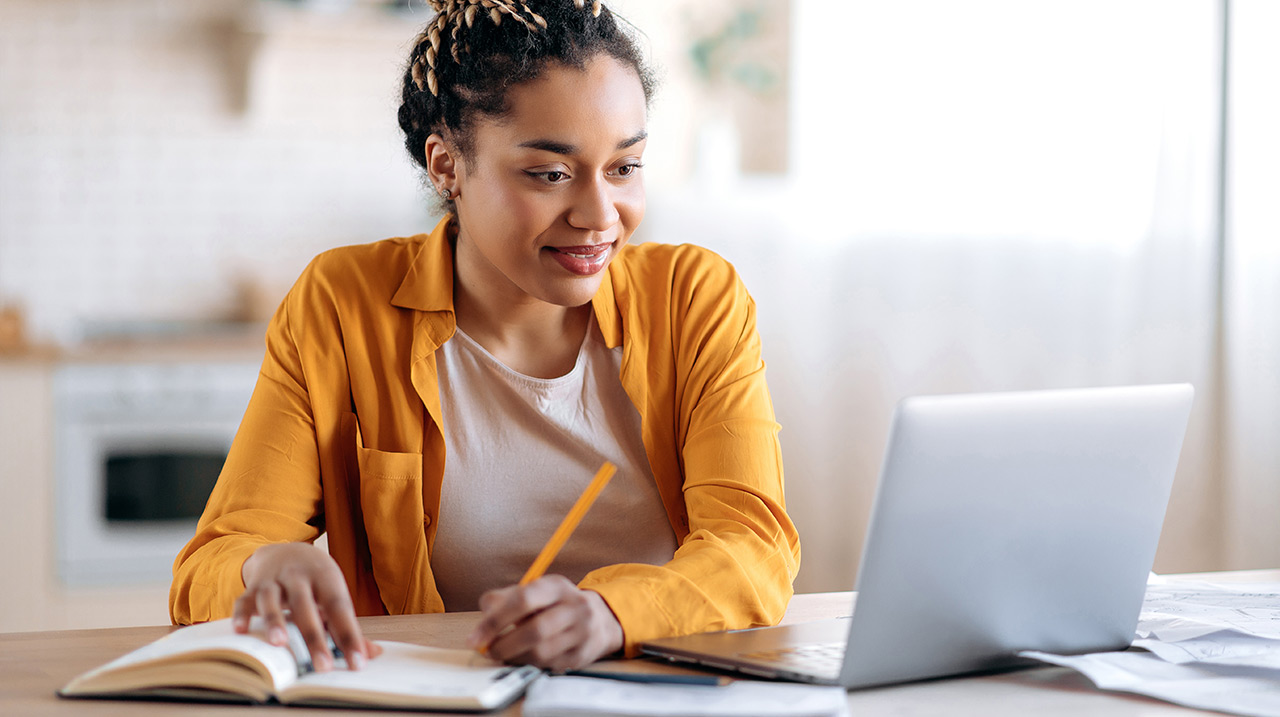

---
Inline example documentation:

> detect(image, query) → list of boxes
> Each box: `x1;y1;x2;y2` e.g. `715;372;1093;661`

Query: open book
58;617;541;712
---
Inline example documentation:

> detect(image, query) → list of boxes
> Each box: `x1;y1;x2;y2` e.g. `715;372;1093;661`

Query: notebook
59;617;541;711
642;384;1194;690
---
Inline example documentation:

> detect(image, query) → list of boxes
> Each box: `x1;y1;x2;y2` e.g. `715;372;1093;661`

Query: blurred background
1;0;1277;632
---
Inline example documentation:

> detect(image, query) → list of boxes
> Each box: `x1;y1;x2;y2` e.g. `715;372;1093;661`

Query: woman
171;0;799;674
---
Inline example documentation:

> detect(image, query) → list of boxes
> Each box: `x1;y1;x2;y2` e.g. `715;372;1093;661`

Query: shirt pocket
349;419;428;615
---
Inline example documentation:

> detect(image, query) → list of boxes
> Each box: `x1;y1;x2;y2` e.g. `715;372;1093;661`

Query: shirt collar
390;213;624;350
391;215;455;313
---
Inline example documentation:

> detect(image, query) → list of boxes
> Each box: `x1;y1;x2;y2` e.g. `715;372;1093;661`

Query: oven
54;360;260;586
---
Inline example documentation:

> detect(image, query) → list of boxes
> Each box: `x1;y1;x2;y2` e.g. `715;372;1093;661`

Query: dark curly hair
397;0;655;212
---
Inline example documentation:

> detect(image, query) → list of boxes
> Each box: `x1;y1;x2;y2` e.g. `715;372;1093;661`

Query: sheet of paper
1140;579;1280;641
520;676;850;717
1135;630;1280;670
1017;578;1280;716
1021;649;1280;717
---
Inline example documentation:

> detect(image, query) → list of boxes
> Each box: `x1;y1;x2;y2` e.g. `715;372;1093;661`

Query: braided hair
398;0;654;208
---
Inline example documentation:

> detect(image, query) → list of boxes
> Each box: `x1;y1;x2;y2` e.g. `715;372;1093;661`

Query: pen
478;461;618;654
564;669;727;687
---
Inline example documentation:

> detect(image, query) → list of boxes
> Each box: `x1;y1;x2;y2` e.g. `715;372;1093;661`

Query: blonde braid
412;0;551;95
571;0;602;18
410;1;460;96
450;10;465;62
485;0;545;31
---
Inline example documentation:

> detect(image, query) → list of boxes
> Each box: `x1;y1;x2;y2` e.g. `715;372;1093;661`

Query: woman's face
449;54;648;310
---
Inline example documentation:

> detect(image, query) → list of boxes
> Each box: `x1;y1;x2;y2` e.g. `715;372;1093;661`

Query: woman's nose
566;176;620;231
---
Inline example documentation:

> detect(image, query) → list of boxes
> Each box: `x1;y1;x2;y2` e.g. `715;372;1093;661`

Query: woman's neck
452;263;593;380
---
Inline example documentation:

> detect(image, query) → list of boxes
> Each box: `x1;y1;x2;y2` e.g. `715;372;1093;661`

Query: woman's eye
616;163;643;177
529;170;568;183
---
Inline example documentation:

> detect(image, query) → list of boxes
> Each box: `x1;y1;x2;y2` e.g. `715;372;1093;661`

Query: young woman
171;0;799;673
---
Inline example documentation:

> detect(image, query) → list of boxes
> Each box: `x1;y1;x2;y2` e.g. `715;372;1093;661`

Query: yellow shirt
170;216;801;656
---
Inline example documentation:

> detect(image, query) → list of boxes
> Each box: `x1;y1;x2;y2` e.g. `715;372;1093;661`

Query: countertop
0;322;268;365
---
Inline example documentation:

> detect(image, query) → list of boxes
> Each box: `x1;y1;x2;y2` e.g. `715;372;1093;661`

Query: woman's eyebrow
616;130;647;149
519;139;576;155
517;130;648;156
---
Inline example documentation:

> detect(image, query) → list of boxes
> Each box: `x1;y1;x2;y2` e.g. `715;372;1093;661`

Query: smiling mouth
544;242;613;276
551;244;610;256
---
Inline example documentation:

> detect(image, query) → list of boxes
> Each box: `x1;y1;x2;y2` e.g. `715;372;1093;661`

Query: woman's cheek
506;191;558;229
619;185;646;234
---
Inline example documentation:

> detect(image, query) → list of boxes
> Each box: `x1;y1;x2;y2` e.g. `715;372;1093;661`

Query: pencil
519;461;617;585
478;461;617;656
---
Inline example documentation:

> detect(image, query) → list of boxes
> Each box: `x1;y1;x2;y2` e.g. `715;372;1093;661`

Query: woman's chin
539;276;607;309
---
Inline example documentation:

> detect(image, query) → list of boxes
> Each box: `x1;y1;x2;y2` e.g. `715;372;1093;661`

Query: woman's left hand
468;575;623;670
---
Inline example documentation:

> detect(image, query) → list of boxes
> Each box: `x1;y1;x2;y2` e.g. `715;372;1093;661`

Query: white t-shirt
430;316;679;611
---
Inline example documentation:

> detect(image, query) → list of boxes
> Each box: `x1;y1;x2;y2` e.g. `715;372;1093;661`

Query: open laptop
642;384;1194;689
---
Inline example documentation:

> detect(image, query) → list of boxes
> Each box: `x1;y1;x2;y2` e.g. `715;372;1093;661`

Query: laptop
642;384;1194;689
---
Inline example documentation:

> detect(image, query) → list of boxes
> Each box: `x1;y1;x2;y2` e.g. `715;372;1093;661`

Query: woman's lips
544;243;612;276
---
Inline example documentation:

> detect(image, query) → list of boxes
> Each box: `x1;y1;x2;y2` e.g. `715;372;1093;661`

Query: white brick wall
0;0;438;343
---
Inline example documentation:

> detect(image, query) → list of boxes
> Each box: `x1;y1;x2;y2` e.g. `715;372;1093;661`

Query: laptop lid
642;384;1194;689
840;383;1193;687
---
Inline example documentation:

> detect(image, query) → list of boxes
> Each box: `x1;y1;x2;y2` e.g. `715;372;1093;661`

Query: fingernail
466;631;480;649
269;627;287;645
349;651;366;671
232;617;248;632
314;654;333;672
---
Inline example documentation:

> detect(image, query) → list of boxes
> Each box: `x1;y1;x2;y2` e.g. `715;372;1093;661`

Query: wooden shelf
228;0;427;114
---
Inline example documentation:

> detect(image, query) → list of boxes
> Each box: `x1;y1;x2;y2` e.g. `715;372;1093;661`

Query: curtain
1223;0;1280;569
646;0;1236;592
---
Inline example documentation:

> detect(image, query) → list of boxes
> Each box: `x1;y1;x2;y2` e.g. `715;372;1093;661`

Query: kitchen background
2;0;1278;633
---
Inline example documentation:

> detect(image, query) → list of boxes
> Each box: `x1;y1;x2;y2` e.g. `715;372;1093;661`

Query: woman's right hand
234;542;381;671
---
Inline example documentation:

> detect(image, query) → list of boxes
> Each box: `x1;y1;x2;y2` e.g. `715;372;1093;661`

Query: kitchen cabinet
0;332;263;633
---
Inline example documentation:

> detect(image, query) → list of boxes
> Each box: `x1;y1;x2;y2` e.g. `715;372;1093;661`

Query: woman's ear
425;133;460;199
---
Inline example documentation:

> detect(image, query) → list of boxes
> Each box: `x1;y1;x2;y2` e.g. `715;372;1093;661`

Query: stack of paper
1022;576;1280;717
521;676;850;717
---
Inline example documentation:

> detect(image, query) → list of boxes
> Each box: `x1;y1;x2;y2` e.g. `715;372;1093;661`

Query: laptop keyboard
738;642;845;677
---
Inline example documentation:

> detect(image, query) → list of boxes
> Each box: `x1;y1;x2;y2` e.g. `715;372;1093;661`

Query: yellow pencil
478;461;617;656
519;461;617;585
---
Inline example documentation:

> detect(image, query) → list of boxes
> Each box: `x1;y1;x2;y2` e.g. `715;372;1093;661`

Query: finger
487;601;579;664
545;638;593;673
468;584;520;649
501;590;621;671
314;578;369;670
255;582;289;646
282;576;333;672
232;590;258;633
542;600;606;672
468;585;522;651
508;626;590;672
469;577;571;650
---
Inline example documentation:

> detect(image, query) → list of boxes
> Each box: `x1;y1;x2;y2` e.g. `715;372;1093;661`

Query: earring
439;187;452;200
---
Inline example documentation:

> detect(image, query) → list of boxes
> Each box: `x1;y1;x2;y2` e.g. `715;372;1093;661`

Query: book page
280;641;541;711
60;617;300;701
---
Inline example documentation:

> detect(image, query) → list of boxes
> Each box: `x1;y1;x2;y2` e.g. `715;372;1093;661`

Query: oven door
54;362;257;587
57;421;239;586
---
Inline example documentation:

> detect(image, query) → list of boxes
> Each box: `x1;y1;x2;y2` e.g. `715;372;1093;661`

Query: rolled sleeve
580;248;800;655
169;293;325;624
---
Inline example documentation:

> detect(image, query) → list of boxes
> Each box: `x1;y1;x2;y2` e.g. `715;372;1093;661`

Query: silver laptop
642;384;1194;689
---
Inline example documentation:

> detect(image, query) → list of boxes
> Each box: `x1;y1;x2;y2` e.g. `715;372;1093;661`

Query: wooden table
4;571;1277;716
